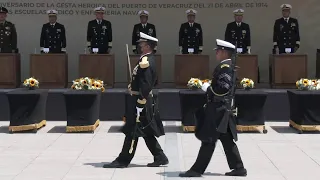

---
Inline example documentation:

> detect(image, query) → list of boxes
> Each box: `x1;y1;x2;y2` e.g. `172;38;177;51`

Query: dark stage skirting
179;89;269;133
0;88;290;121
288;90;320;133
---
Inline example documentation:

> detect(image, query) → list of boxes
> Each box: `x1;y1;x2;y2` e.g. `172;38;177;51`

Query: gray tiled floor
0;121;319;180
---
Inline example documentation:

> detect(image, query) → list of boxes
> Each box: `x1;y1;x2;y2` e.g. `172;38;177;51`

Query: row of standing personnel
0;4;299;55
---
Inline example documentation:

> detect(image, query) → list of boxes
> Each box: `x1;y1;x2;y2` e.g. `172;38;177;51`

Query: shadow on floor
157;171;223;177
237;131;261;134
0;126;9;133
0;125;39;134
108;125;122;133
108;125;183;133
271;126;320;134
84;162;146;168
47;126;66;133
47;126;96;134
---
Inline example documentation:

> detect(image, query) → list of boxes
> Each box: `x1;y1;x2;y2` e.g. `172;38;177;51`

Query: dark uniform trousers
116;135;163;165
191;127;244;174
116;95;165;165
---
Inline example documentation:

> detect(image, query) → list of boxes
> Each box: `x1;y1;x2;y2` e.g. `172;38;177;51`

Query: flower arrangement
23;77;39;89
71;77;105;92
187;78;203;89
296;78;320;90
240;78;254;89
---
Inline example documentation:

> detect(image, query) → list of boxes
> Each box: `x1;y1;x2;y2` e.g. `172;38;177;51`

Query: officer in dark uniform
0;7;17;53
40;10;66;53
132;10;157;54
179;9;203;54
225;9;251;54
103;32;168;168
87;7;112;54
273;4;300;54
179;39;247;177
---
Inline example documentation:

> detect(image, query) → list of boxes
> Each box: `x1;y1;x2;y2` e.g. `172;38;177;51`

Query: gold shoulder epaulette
139;56;149;68
220;64;230;68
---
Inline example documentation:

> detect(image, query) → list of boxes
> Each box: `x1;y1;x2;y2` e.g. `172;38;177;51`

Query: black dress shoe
147;158;169;167
103;161;128;168
179;170;202;177
225;168;247;176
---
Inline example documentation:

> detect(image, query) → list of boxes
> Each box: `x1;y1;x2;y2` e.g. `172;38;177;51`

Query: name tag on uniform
188;48;194;53
43;48;49;53
285;48;291;53
92;48;99;53
237;48;243;53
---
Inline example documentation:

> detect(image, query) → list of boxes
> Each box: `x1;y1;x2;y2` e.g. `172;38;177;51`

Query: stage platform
0;88;289;121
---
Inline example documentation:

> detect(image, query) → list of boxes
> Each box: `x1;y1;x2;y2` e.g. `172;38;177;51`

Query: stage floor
0;121;319;180
0;88;290;121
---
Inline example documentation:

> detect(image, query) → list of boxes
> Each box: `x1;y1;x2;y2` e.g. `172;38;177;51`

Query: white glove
179;46;182;54
201;82;210;92
247;47;251;54
136;107;143;116
61;48;66;52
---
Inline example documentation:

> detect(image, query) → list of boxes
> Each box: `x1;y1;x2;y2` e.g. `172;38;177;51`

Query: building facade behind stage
2;0;320;83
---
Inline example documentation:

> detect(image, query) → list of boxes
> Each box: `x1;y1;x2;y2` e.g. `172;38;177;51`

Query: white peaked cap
137;32;158;42
47;10;58;15
280;4;292;9
186;9;197;15
233;9;244;14
214;39;235;51
138;10;149;16
94;7;106;12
